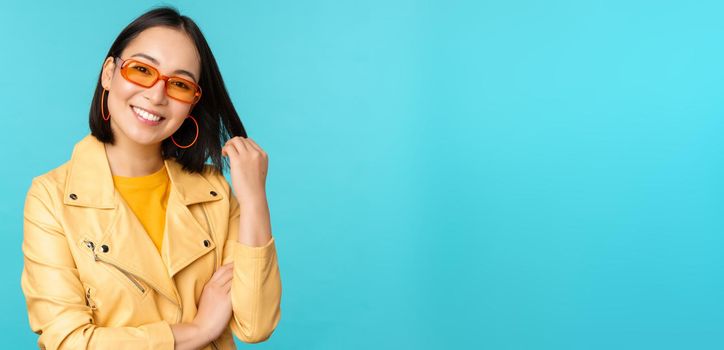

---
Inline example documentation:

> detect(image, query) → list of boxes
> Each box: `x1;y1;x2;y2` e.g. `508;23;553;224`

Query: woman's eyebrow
130;52;198;82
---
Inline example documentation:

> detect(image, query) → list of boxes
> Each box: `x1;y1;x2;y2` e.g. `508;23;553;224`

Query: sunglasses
115;57;202;104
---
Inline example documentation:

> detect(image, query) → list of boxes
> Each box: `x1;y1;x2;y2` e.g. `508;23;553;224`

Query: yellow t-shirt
112;164;170;254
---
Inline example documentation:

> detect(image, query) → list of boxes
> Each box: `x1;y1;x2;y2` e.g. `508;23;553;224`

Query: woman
20;7;281;350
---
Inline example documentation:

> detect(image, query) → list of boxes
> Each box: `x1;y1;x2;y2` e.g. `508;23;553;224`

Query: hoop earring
171;115;199;149
101;89;110;121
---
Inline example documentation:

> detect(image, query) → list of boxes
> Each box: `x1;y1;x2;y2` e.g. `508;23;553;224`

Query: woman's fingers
218;265;233;283
216;265;233;287
225;136;247;155
234;136;250;152
222;142;239;158
245;138;267;157
223;136;250;157
244;138;261;153
209;263;233;284
223;136;268;160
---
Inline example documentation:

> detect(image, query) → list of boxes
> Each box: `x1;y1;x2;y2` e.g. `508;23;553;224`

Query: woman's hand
221;136;269;204
170;263;234;350
193;263;234;344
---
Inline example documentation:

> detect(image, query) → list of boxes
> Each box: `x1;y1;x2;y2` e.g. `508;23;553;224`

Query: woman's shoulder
27;161;71;196
24;160;72;217
27;133;94;196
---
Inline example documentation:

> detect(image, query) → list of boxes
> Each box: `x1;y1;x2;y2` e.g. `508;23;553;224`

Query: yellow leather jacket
20;133;282;349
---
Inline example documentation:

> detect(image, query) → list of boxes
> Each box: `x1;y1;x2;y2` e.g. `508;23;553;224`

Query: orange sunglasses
116;56;202;104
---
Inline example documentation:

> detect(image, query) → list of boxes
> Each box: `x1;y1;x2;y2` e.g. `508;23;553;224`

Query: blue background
2;0;723;348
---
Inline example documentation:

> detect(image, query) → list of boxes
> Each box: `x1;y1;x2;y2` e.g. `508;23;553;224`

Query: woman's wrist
170;322;208;350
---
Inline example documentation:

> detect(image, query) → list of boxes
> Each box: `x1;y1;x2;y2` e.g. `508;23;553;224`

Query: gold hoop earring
171;115;199;148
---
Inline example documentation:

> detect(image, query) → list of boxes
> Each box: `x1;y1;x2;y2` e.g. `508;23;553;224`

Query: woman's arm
221;186;281;343
220;136;282;343
170;324;202;350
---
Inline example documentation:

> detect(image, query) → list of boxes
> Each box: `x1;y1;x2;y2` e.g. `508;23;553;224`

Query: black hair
89;6;246;175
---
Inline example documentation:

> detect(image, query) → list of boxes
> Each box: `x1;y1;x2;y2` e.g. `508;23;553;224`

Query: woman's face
100;26;201;147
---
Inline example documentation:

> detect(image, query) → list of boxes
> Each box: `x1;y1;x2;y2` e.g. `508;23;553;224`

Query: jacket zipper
85;287;97;310
83;239;146;294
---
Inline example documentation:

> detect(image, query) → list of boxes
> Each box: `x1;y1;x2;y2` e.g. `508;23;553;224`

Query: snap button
210;191;217;196
101;245;109;253
203;240;210;247
69;193;78;200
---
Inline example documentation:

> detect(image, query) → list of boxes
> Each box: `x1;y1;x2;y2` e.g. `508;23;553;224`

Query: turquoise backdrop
1;0;723;348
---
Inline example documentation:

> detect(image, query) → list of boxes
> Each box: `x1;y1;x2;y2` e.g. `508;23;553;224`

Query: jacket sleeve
20;178;176;350
221;187;282;343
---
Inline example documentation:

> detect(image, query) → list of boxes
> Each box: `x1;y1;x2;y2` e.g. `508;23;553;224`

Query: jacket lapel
163;160;223;278
63;133;224;305
95;193;179;304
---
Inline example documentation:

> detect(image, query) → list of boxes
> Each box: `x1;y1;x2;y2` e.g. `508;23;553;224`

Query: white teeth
132;106;162;122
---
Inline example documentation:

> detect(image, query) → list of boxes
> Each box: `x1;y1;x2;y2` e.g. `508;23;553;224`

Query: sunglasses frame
115;56;202;105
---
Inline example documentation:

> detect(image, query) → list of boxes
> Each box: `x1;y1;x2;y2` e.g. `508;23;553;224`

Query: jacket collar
63;133;222;208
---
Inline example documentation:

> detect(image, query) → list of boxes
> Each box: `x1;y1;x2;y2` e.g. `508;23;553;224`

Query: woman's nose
144;79;168;104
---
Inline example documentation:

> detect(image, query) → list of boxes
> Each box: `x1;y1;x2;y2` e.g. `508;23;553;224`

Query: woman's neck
104;136;164;177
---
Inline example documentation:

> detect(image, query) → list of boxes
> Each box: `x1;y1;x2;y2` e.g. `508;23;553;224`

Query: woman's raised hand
221;136;269;205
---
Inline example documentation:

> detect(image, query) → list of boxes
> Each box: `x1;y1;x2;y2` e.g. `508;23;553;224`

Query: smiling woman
20;6;281;350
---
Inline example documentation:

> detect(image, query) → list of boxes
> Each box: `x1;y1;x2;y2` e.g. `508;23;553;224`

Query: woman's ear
100;56;116;90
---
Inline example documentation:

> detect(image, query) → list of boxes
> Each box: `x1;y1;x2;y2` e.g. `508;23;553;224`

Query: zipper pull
83;239;100;261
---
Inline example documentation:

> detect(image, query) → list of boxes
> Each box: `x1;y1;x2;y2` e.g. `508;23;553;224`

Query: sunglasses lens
122;61;158;87
167;78;199;103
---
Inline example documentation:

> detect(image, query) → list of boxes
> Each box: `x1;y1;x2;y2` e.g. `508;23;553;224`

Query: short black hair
89;6;246;175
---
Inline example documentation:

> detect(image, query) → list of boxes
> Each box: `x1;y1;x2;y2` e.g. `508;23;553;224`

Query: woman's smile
131;105;166;126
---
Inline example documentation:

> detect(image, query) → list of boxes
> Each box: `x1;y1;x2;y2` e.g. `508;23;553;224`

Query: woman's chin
119;126;168;146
